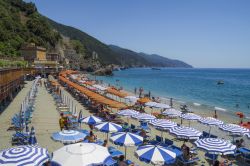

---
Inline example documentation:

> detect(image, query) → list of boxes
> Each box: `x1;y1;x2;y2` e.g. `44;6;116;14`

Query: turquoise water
95;68;250;116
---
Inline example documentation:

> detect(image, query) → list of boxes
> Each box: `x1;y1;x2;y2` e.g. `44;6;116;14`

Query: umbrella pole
125;146;127;159
189;121;191;127
209;126;211;137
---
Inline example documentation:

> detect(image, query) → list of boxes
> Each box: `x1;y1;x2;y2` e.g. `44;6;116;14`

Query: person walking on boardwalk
59;113;65;131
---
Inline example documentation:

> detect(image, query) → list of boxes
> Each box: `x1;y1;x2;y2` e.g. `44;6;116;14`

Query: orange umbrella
137;97;151;103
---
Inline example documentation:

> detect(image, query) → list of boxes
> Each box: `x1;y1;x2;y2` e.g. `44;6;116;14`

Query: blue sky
27;0;250;68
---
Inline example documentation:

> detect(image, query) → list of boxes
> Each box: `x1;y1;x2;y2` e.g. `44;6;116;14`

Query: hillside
0;0;61;57
0;0;192;68
109;45;192;68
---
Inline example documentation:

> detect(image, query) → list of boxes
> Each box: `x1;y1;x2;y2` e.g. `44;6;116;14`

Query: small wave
246;116;250;119
215;107;227;112
193;103;201;106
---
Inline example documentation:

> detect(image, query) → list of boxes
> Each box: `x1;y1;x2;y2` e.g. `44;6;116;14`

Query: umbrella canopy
162;108;182;118
52;143;111;166
169;126;202;140
244;132;250;139
52;130;87;144
110;132;143;146
219;124;250;135
117;109;139;117
132;113;156;121
145;102;170;109
0;145;50;166
95;122;122;133
149;119;177;130
154;103;171;109
145;102;157;107
80;115;102;125
135;145;177;165
29;126;37;145
194;138;236;155
180;113;201;121
124;96;139;103
199;117;224;126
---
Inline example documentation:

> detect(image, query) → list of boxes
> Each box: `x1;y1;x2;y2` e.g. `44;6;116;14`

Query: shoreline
94;76;246;124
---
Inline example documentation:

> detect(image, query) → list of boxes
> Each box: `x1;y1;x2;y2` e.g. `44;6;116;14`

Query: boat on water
217;80;224;85
151;67;161;70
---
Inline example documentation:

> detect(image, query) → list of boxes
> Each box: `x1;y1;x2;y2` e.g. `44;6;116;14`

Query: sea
94;68;250;118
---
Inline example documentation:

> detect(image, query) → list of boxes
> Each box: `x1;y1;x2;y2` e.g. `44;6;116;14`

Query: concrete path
30;84;62;152
0;81;33;150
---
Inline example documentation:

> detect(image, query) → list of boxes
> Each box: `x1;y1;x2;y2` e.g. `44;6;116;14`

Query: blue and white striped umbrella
117;109;139;117
194;138;236;155
180;113;202;127
149;119;177;130
169;126;202;140
95;122;122;133
29;126;37;145
52;130;87;143
0;145;50;166
199;117;224;126
180;113;201;121
244;132;250;139
80;115;102;125
110;132;143;159
132;113;156;121
219;124;250;135
199;117;224;135
162;108;182;118
110;132;143;146
135;145;177;165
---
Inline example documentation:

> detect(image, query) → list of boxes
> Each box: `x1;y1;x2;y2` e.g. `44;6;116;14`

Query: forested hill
0;0;192;68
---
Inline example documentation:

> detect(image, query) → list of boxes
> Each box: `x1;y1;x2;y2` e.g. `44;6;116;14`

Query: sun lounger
12;132;29;145
178;156;200;165
205;153;218;161
104;158;118;166
108;148;124;158
238;148;250;162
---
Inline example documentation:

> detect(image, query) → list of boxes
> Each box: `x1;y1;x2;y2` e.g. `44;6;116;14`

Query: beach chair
164;138;173;146
178;156;200;165
210;134;218;138
12;132;29;145
239;148;250;163
202;131;209;138
130;124;137;132
148;135;162;145
104;158;118;166
205;153;218;162
139;121;150;131
108;146;124;158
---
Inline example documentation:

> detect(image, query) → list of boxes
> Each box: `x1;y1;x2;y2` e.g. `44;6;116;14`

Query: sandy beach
1;78;249;166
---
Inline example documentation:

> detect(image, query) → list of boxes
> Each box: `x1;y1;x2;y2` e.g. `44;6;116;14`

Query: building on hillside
20;43;46;64
20;43;62;77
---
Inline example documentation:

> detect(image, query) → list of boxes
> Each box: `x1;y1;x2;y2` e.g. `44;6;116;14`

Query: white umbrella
52;143;111;166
